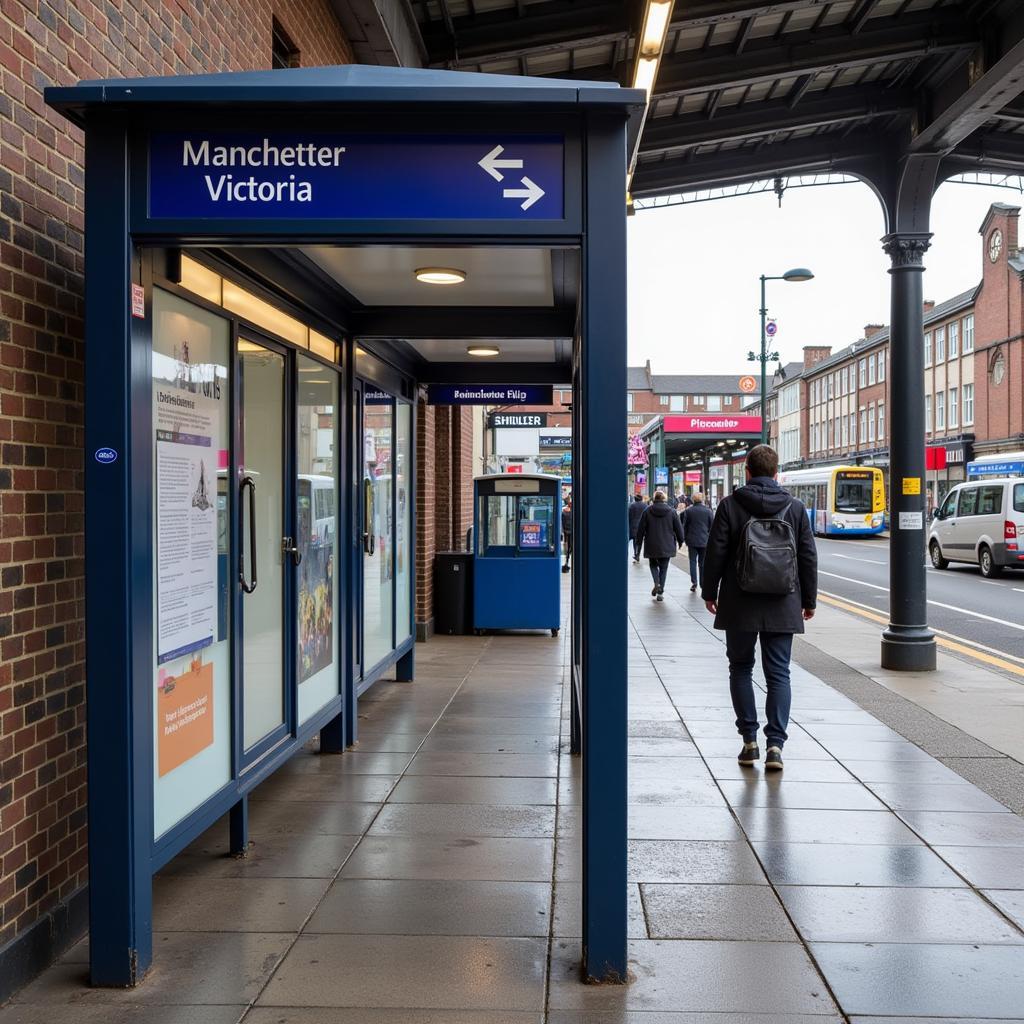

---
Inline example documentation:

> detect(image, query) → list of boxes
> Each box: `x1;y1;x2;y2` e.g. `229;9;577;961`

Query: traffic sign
738;375;757;393
765;320;778;337
149;133;564;220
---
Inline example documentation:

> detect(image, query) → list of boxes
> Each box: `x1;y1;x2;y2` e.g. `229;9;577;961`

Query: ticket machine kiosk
473;473;562;636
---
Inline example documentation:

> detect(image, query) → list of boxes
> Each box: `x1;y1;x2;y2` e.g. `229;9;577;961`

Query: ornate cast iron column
880;231;937;671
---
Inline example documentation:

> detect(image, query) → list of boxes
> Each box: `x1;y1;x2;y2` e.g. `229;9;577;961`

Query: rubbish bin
434;552;473;635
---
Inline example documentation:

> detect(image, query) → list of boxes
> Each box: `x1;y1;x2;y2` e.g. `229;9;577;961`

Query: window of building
925;394;931;432
964;314;975;353
660;395;669;406
670;395;686;411
868;354;876;385
924;332;932;367
877;402;885;440
949;386;958;429
878;349;886;382
626;392;633;413
272;18;301;68
706;395;722;411
859;407;866;444
842;415;849;447
725;395;734;406
935;389;945;431
949;320;959;358
935;326;945;362
858;358;867;388
963;382;974;425
868;403;876;442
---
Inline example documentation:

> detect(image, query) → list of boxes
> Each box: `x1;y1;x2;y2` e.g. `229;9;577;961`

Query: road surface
814;534;1024;668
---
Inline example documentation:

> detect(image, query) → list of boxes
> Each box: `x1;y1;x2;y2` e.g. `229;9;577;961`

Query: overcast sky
626;178;1022;375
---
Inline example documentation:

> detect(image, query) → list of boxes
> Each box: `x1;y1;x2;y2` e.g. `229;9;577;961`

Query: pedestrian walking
681;491;714;593
700;445;817;773
628;493;646;563
635;490;684;602
561;501;572;573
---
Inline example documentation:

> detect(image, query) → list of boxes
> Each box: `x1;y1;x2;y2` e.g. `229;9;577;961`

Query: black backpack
735;501;798;595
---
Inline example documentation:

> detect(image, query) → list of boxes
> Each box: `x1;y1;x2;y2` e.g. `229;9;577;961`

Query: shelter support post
229;797;248;855
579;116;628;982
880;230;937;671
702;451;710;496
85;124;153;986
319;711;346;754
395;647;414;681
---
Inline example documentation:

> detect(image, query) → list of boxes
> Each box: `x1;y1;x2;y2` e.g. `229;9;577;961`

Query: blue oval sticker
94;447;118;464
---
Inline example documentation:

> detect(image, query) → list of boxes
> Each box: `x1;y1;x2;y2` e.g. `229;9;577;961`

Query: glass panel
240;339;286;749
297;356;339;724
978;486;1004;516
484;495;516;549
1013;484;1024;514
958;488;979;517
517;495;556;551
834;474;872;514
395;402;412;645
363;391;394;669
151;288;231;838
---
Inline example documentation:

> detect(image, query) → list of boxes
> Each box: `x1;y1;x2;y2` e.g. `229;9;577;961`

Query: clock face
989;229;1003;263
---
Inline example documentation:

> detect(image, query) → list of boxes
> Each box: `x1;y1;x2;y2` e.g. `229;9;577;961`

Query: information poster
155;389;220;664
157;658;214;776
519;520;547;549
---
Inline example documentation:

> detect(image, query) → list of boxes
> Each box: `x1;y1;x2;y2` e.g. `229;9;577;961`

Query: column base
880;627;937;671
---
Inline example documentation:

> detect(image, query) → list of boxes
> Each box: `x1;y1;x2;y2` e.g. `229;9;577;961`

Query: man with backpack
701;445;817;773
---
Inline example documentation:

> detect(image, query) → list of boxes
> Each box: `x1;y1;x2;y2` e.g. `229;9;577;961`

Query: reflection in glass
395;402;412;645
363;391;394;670
296;357;339;723
240;340;286;749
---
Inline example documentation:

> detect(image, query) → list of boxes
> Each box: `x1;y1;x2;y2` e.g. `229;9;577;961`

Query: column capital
881;231;933;268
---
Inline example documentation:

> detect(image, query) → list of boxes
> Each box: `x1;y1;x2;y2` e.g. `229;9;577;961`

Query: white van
928;477;1024;577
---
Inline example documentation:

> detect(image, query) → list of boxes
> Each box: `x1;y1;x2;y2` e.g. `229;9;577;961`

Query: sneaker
651;584;659;596
765;746;784;772
656;592;664;602
690;583;697;592
738;741;759;766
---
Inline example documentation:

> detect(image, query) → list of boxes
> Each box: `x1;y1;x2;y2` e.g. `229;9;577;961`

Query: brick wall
0;0;351;975
415;397;435;633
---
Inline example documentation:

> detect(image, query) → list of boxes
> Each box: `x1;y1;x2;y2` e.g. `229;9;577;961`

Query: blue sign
765;320;778;337
655;466;669;485
365;389;392;406
149;133;564;220
426;385;553;406
518;520;548;550
94;447;118;464
968;459;1024;477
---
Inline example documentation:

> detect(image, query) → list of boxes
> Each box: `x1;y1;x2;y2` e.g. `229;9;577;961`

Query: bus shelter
45;64;643;987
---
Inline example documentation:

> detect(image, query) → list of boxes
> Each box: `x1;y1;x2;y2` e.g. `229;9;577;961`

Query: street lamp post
750;268;814;445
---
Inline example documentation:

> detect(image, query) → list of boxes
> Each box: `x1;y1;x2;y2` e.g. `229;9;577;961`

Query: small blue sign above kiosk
150;133;564;219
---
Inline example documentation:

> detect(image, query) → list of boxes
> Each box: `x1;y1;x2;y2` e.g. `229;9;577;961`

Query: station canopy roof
409;0;1024;198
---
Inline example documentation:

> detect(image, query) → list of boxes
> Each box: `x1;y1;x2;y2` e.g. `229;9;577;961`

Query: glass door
361;386;394;674
238;336;291;759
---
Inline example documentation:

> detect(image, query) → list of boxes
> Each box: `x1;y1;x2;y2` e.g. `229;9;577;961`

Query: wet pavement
2;563;1023;1022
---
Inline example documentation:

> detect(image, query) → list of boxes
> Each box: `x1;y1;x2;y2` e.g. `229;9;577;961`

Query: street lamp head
782;267;814;282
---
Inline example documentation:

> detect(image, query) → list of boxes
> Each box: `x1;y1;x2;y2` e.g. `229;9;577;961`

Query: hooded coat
700;477;817;633
635;500;685;559
682;501;714;549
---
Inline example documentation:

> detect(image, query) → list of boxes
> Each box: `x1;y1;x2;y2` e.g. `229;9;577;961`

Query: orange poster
157;659;214;777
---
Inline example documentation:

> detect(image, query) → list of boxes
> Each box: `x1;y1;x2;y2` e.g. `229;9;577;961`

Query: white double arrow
479;144;522;181
503;177;545;211
479;145;546;211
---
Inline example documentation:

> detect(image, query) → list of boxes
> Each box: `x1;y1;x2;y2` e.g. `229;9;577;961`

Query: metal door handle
240;475;258;593
283;536;302;565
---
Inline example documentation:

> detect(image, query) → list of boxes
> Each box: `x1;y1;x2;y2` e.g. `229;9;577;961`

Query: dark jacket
561;507;572;537
682;502;714;549
700;477;817;633
636;500;685;559
627;498;646;539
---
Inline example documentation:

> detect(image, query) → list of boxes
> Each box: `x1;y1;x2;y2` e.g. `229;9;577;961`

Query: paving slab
733;807;921;845
369;803;556;838
641;883;795;941
982;888;1024;930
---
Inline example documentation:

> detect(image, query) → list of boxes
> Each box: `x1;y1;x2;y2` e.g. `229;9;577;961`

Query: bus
777;465;886;536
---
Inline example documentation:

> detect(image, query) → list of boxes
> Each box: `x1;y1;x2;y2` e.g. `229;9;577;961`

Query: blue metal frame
48;64;642;988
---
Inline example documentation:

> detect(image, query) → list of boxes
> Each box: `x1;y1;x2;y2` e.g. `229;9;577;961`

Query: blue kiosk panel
473;473;561;635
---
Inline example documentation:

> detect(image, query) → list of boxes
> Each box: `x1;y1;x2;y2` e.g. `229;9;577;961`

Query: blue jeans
725;630;793;748
688;546;706;587
648;557;669;590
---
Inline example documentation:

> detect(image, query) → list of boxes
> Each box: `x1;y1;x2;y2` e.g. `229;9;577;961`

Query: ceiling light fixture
467;345;501;357
415;267;466;285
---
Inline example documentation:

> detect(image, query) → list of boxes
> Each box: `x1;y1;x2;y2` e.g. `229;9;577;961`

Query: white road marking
818;570;1024;632
820;588;1024;668
831;553;887;565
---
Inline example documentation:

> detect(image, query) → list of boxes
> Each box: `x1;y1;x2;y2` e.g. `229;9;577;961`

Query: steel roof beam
909;2;1024;153
652;10;976;100
631;128;882;194
639;87;912;153
418;0;629;64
